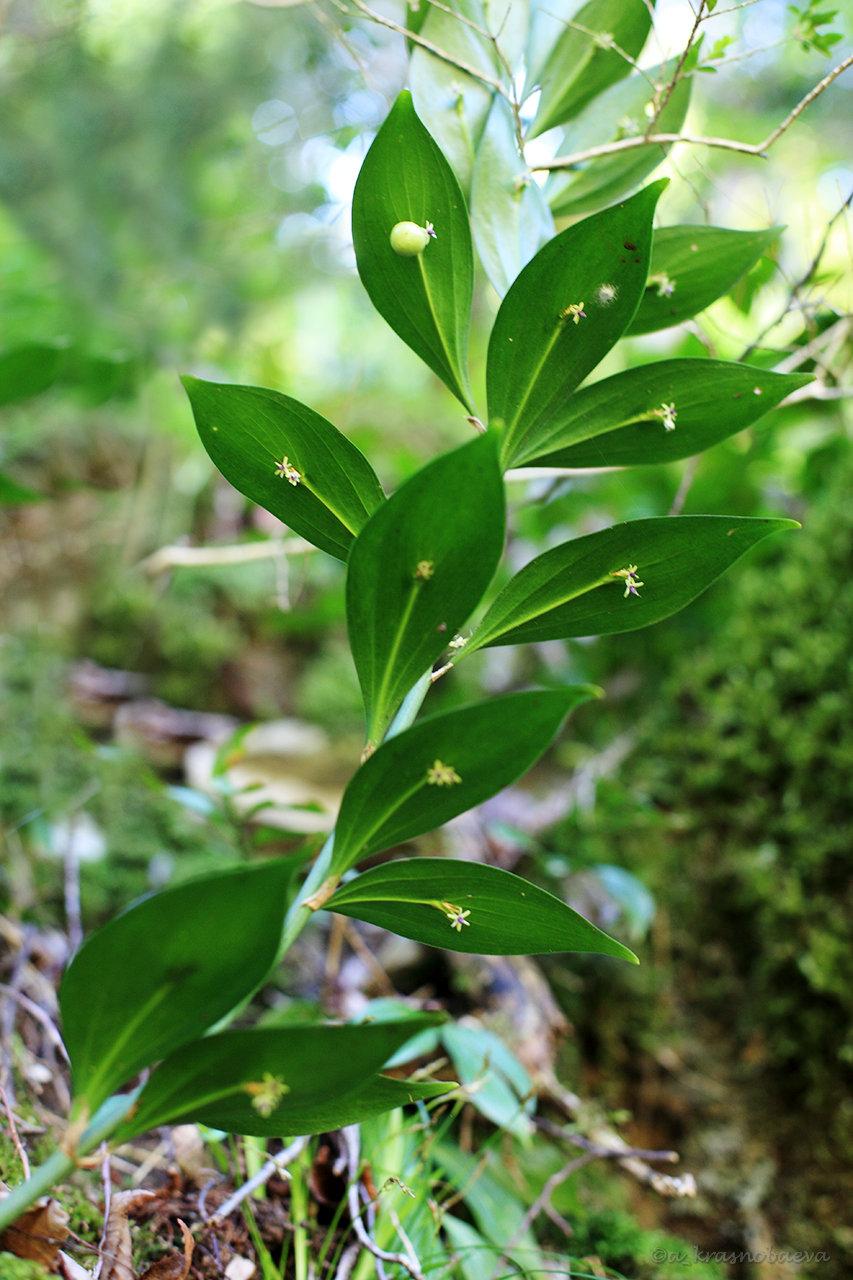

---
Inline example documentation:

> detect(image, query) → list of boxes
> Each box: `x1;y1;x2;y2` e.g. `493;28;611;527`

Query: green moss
0;1256;52;1280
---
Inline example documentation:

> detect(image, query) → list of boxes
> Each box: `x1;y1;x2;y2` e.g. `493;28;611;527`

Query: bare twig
538;50;853;172
140;536;314;576
645;0;708;135
489;1153;597;1279
337;0;510;102
207;1136;309;1222
742;188;853;361
0;983;70;1065
669;455;700;517
0;1082;31;1178
342;1125;425;1280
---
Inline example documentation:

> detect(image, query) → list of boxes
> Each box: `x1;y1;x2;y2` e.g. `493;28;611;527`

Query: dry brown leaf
99;1190;155;1280
0;1195;70;1267
137;1219;193;1280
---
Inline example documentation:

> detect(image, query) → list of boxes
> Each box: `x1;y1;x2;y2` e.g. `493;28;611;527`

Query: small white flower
274;456;301;485
649;272;676;298
439;901;472;932
652;402;677;431
611;564;644;598
560;301;586;325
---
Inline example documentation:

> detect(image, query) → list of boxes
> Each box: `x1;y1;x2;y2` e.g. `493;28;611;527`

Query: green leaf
326;858;637;961
409;0;506;196
346;433;505;747
182;376;385;562
470;95;554;297
546;62;691;218
352;91;475;411
329;688;594;875
442;1022;534;1138
627;225;782;335
59;860;297;1110
488;182;666;470
0;343;66;405
112;1019;446;1140
510;360;812;468
466;516;798;648
530;0;654;138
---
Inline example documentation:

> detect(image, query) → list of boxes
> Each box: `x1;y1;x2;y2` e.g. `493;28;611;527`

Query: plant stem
0;1089;140;1231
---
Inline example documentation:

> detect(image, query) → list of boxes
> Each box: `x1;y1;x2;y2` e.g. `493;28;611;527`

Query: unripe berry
389;220;435;256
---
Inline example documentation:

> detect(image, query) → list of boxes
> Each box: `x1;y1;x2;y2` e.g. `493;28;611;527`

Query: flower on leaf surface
438;901;471;932
427;759;461;786
245;1072;290;1117
274;456;301;485
611;565;644;597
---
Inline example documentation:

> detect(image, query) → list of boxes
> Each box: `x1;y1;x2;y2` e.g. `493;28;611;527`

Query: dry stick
206;1135;309;1222
0;1082;31;1179
341;1125;425;1280
0;984;70;1065
340;0;510;102
539;49;853;172
489;1152;598;1280
644;0;708;134
742;186;853;361
140;536;315;576
538;1075;696;1198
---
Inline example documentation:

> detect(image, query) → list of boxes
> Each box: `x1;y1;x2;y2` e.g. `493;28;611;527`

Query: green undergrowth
542;447;853;1268
0;635;245;927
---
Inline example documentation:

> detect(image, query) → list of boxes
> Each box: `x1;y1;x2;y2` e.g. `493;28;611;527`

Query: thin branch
0;1082;31;1179
742;188;853;361
489;1154;597;1280
0;983;70;1064
140;536;315;576
339;0;511;103
207;1136;309;1221
538;49;853;172
341;1125;425;1280
645;0;707;135
761;50;853;152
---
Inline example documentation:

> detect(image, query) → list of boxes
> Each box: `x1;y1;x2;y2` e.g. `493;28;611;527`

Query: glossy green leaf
329;688;594;875
530;0;654;138
546;63;691;218
442;1022;534;1138
112;1019;446;1140
182;376;385;562
467;516;798;648
346;433;505;748
511;360;812;468
352;91;475;411
327;858;637;961
0;343;66;405
525;0;581;91
470;95;554;297
60;860;297;1110
410;0;507;196
488;182;666;470
627;225;782;334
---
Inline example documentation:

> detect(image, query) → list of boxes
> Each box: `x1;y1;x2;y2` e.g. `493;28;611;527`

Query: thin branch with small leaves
538;49;853;171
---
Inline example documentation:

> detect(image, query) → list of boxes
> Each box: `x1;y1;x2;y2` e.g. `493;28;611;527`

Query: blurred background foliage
1;0;853;1274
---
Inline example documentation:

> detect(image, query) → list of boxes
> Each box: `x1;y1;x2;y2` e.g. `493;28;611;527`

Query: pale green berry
389;220;435;256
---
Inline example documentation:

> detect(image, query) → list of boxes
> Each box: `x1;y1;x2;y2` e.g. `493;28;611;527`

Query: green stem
385;666;433;740
0;1089;140;1232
